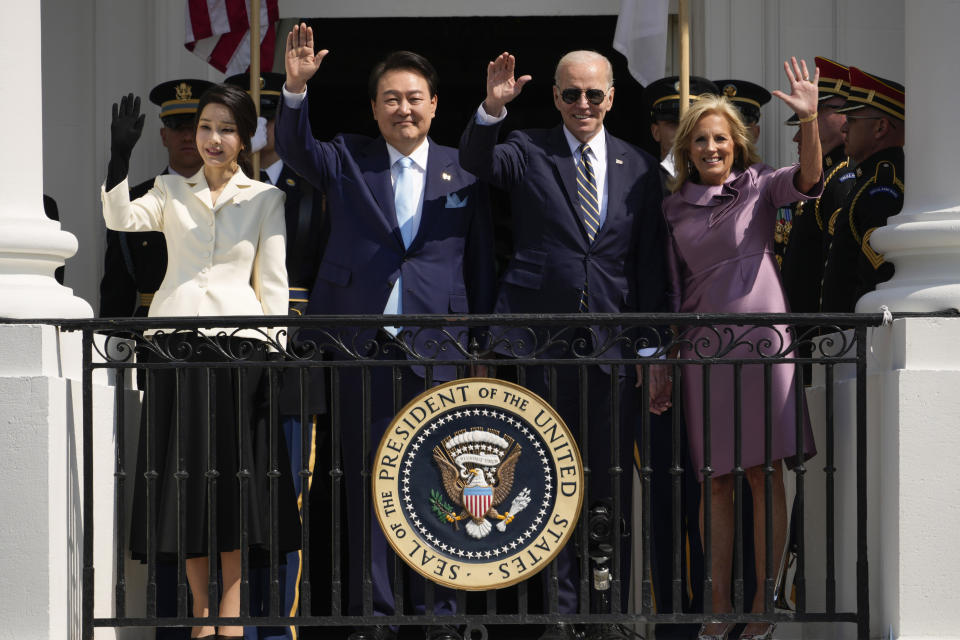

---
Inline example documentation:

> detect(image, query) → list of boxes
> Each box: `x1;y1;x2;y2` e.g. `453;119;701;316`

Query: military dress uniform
712;78;771;133
821;68;905;312
821;146;904;311
780;57;857;313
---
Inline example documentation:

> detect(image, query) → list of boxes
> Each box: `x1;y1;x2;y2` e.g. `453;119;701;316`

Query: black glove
106;93;145;191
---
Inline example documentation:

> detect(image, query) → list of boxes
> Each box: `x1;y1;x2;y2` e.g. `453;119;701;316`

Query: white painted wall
700;0;904;170
0;325;124;640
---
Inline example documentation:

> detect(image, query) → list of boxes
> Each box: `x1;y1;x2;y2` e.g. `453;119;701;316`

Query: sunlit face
841;110;885;164
818;97;847;154
553;61;614;144
160;121;202;174
690;113;736;185
370;69;437;155
195;103;243;169
651;120;679;160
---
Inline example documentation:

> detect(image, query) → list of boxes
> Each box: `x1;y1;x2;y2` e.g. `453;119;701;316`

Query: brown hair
669;94;760;192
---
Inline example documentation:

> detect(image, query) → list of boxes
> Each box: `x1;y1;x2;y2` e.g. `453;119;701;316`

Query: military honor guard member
98;78;213;318
641;75;718;189
712;78;771;143
225;71;331;640
275;25;495;640
779;57;857;312
459;51;671;640
821;67;905;312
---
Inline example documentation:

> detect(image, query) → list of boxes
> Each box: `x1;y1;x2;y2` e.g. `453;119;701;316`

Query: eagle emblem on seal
430;428;532;539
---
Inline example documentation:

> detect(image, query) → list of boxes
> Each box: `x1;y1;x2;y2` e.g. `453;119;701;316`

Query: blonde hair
668;94;761;192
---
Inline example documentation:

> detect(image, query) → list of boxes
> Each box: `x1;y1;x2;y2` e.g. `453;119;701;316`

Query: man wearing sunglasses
460;50;669;640
820;66;905;312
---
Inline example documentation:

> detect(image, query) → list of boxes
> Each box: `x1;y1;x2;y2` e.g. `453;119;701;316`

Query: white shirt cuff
475;103;507;125
282;84;307;109
637;348;665;358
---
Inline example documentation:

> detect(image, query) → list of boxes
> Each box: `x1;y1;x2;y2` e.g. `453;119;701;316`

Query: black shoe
584;624;638;640
425;624;462;640
539;623;584;640
347;626;397;640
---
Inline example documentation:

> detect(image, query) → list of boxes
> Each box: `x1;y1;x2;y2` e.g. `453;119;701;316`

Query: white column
0;2;91;318
856;1;960;313
851;8;960;640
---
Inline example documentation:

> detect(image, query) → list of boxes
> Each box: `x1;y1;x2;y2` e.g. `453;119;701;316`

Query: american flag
185;0;279;75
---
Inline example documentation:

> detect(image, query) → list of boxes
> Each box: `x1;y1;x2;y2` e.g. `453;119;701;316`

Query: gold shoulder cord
816;159;850;231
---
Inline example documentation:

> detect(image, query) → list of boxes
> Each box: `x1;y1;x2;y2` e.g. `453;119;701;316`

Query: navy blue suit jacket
275;95;495;380
459;118;668;358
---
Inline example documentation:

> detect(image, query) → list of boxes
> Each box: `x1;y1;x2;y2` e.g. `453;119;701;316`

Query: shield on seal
463;485;493;520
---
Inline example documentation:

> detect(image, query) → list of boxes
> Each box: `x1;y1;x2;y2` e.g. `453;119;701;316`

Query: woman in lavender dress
662;58;822;640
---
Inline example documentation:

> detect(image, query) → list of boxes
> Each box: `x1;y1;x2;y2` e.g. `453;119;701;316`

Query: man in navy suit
275;24;494;640
459;51;671;640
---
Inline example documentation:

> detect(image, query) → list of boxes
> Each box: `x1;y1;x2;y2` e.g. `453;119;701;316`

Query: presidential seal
372;378;584;591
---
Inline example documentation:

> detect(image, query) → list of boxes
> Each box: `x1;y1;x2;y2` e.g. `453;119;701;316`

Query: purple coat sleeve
664;223;684;313
758;163;824;211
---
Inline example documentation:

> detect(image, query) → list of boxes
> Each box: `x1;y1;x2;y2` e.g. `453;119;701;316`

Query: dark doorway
299;15;656;156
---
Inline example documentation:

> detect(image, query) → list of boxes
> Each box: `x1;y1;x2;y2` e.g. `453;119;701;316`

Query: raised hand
772;56;819;119
110;93;145;158
285;22;329;93
483;52;532;116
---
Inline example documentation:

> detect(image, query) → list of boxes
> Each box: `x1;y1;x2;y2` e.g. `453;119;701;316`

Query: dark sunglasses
559;88;607;105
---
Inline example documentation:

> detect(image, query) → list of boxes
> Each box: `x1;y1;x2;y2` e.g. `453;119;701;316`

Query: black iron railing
55;312;882;639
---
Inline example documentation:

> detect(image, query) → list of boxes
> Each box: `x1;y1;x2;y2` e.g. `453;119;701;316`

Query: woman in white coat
102;84;300;640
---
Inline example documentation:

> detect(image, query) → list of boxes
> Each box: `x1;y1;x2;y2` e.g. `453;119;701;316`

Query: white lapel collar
184;168;254;211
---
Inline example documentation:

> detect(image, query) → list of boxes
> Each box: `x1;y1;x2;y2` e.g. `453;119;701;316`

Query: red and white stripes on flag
185;0;279;74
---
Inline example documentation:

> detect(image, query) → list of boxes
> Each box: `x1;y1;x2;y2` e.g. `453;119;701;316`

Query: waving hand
483;52;532;117
285;23;329;94
771;56;819;119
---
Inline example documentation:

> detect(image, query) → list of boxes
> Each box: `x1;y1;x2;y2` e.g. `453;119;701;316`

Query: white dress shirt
263;158;284;186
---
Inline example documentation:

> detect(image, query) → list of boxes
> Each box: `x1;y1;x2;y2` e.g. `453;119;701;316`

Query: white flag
613;0;670;86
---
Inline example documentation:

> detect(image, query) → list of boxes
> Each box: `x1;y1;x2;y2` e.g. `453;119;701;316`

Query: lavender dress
663;163;821;481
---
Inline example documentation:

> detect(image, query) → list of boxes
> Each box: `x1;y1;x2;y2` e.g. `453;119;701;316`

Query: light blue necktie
384;156;418;333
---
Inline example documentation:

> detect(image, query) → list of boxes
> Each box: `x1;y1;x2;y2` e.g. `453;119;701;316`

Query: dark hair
194;83;258;176
367;51;439;101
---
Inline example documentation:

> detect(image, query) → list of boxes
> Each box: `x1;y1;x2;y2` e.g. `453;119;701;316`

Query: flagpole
250;0;261;179
679;0;690;117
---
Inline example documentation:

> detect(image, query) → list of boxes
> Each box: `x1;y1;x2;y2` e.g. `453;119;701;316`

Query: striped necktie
577;143;600;242
577;143;599;311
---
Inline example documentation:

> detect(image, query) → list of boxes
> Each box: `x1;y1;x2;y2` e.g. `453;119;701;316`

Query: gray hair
554;50;614;88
